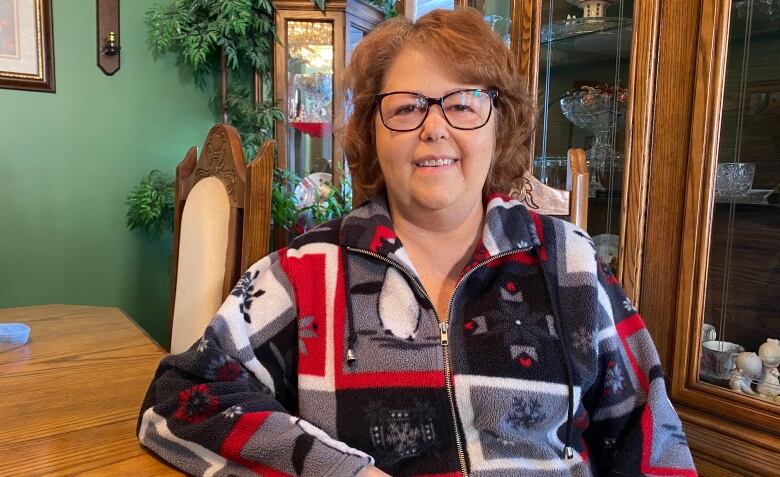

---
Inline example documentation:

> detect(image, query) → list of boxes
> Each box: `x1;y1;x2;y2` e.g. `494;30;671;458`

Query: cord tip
564;446;574;459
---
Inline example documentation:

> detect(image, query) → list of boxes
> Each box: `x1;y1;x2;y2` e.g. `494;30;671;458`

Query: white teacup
701;340;745;378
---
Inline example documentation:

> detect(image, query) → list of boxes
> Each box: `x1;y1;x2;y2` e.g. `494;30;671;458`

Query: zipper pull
439;321;449;346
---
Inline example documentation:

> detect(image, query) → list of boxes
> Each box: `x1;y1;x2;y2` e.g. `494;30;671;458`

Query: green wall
0;0;215;346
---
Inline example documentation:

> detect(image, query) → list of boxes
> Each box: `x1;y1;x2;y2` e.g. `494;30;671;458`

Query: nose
419;104;450;142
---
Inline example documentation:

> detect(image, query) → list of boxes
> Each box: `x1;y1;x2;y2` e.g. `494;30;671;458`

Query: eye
448;104;475;113
394;104;419;115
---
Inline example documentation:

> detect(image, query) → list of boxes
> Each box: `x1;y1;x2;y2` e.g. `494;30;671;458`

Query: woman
138;8;696;477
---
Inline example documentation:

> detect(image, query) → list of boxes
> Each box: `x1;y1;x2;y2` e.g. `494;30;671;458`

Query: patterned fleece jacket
137;194;696;477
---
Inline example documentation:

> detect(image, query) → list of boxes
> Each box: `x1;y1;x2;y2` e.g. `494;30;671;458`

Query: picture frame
0;0;55;92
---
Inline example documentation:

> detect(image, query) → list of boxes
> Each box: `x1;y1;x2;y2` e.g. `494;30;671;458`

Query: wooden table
0;305;183;476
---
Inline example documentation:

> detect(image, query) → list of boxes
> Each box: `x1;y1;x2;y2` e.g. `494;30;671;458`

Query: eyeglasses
375;88;498;132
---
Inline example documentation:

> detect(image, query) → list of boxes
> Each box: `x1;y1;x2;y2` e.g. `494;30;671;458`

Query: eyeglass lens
379;90;493;131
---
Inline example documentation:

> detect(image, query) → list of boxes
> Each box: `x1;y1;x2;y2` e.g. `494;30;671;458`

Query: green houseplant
125;170;175;238
127;0;366;239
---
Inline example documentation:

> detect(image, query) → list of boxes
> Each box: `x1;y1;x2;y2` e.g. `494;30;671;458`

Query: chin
413;188;466;212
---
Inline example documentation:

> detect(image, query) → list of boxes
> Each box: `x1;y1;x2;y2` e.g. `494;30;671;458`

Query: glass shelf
541;16;631;43
540;18;632;67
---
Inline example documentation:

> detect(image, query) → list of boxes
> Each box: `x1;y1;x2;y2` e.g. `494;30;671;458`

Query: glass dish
715;162;755;197
560;86;629;195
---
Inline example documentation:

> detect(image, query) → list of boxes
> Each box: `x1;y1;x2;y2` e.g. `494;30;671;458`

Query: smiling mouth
415;158;457;167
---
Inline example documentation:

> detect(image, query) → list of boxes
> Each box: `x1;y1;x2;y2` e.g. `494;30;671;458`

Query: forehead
381;47;483;95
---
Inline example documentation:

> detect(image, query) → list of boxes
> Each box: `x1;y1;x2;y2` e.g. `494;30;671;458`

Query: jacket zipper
347;246;533;477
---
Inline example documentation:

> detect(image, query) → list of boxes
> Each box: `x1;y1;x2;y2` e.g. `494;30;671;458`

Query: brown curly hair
341;7;535;201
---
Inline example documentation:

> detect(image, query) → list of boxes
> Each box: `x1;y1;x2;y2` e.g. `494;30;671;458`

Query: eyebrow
380;87;486;96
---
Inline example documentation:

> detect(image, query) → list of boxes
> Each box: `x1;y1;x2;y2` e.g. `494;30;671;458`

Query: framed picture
0;0;55;92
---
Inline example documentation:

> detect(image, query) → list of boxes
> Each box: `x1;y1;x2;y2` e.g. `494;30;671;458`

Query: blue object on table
0;323;30;343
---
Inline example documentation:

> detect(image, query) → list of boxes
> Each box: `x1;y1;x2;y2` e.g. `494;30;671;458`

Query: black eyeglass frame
374;88;499;132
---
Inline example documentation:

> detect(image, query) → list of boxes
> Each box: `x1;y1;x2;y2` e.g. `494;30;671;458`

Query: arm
137;251;373;476
583;257;696;476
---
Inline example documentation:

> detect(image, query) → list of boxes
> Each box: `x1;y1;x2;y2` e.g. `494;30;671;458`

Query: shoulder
533;212;599;278
287;216;345;251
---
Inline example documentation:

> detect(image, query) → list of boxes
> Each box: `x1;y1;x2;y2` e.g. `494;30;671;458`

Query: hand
356;465;392;477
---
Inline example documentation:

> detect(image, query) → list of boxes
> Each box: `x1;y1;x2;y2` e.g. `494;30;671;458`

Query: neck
388;197;485;259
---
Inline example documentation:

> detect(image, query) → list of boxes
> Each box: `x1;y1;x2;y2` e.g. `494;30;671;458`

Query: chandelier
287;21;334;72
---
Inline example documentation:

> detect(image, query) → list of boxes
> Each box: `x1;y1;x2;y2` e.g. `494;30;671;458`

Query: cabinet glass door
536;0;633;274
698;0;780;404
286;20;335;178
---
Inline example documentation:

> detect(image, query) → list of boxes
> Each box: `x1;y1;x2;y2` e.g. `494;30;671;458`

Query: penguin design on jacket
348;266;426;341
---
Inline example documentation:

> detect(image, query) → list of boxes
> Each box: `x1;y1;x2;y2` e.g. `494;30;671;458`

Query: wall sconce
97;0;120;75
103;31;121;56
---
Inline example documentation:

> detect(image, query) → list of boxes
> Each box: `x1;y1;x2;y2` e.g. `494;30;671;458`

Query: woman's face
374;48;496;218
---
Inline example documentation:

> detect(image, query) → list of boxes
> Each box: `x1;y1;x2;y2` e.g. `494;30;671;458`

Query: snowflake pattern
368;406;436;462
622;297;636;313
196;338;209;353
572;327;592;354
505;396;546;430
604;359;625;395
230;270;265;323
298;315;318;355
222;405;243;419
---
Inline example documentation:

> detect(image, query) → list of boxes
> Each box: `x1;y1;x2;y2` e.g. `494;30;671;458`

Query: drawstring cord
343;248;358;366
535;247;576;460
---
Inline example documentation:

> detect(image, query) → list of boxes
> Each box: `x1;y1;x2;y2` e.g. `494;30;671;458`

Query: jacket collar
339;192;541;268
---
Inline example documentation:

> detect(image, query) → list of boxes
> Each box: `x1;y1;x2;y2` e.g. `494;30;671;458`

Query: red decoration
290;121;331;138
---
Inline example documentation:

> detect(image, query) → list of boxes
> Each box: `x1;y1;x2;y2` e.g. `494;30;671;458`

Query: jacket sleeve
582;257;696;476
137;251;373;477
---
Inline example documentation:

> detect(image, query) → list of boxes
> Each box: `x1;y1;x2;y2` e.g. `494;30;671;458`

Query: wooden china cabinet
663;0;780;474
463;0;780;474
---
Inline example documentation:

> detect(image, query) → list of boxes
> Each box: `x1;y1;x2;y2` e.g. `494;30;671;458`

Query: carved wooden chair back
510;148;589;230
168;124;274;353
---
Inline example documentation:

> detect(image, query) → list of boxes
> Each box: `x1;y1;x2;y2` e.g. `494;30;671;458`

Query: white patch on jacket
378;267;420;340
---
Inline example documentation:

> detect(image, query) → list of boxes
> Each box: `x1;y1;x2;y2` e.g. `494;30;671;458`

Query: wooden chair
168;124;274;353
510;148;589;230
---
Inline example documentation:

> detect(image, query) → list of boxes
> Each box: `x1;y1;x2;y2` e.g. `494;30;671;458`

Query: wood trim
516;0;539;168
346;0;384;24
274;0;349;10
332;13;346;190
670;0;780;436
223;208;243;299
678;405;780;477
568;148;588;230
242;141;275;272
637;0;702;370
671;0;730;395
513;0;538;95
617;0;662;307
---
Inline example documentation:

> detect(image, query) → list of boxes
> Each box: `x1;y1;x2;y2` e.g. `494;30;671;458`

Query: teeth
418;159;454;167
